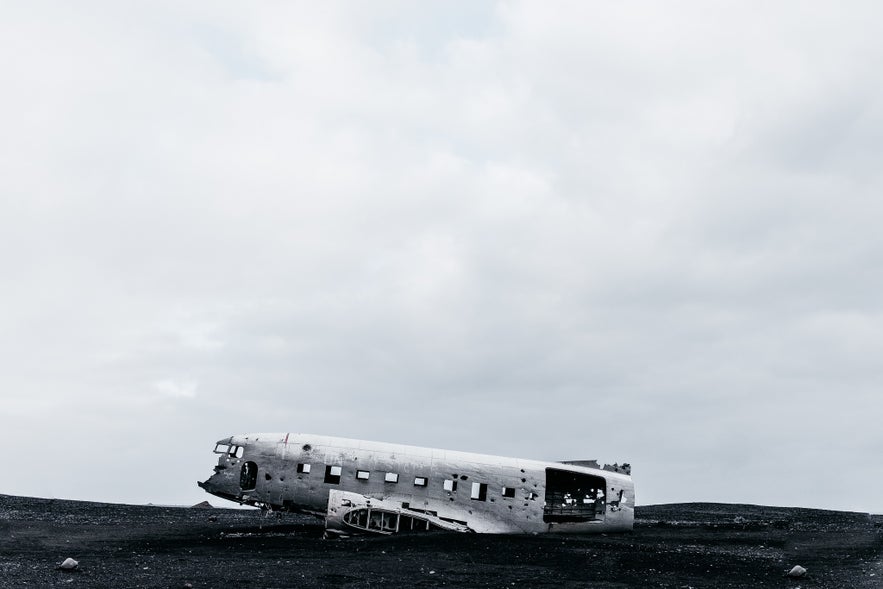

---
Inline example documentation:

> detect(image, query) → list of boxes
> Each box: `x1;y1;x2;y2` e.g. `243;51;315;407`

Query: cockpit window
213;444;243;458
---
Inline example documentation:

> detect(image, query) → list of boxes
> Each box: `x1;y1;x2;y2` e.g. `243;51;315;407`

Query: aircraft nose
198;471;224;490
198;467;242;502
197;477;216;492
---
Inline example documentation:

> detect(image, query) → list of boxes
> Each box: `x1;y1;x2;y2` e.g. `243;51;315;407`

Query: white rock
787;565;807;578
59;558;79;570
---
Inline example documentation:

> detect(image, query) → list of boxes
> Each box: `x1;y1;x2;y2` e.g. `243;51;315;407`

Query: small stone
787;565;807;578
58;558;79;571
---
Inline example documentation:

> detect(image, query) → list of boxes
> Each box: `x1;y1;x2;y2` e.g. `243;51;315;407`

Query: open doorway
240;461;258;491
543;468;606;523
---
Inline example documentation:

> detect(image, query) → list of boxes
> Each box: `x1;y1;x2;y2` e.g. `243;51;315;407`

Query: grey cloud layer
1;1;881;511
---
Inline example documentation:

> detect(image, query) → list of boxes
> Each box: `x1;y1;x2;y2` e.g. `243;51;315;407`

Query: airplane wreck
198;433;634;536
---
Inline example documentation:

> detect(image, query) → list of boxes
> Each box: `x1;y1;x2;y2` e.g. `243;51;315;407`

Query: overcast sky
2;1;882;513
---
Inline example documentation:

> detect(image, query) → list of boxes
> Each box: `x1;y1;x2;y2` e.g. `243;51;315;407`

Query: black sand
1;494;880;588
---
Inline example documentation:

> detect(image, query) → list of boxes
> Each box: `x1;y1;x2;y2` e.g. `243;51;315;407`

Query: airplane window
502;487;516;498
324;465;342;484
233;446;244;458
384;472;399;483
471;482;488;501
356;470;370;480
443;480;457;492
414;477;428;487
213;444;230;454
297;463;311;474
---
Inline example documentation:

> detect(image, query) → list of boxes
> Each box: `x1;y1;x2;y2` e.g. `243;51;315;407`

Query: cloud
1;1;882;511
154;378;199;399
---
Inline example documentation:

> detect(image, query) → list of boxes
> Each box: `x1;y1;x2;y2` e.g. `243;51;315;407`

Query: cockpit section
208;438;247;477
198;436;260;506
213;441;244;459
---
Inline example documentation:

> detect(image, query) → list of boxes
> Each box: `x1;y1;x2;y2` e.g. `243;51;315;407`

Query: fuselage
198;433;634;534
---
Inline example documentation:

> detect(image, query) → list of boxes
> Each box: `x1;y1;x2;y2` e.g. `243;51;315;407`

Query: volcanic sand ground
1;494;881;588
